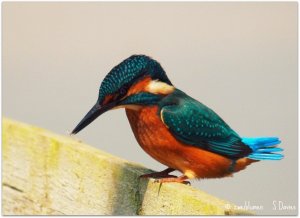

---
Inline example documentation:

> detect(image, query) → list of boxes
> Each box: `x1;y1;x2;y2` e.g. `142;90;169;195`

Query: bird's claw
139;172;177;179
153;178;191;185
139;169;190;185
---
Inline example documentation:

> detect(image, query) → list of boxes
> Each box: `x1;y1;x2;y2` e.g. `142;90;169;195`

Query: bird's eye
119;87;127;96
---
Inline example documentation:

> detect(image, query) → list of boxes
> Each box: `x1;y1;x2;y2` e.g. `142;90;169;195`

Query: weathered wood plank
2;118;252;215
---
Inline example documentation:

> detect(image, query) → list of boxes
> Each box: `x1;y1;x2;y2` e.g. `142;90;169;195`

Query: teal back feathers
158;89;283;160
159;89;253;159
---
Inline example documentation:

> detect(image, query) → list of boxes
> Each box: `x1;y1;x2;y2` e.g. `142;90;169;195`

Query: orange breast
125;106;256;179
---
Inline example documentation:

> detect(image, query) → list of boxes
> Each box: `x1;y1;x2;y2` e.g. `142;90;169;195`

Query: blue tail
242;137;283;160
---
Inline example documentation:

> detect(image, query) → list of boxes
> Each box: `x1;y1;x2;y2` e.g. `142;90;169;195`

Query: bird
72;55;283;184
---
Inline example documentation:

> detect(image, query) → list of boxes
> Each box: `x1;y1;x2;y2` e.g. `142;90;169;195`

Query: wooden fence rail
2;118;251;215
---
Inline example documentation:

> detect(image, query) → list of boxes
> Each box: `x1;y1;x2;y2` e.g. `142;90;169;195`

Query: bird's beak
71;101;116;135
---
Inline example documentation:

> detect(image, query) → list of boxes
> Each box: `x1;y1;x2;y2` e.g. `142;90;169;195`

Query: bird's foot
154;175;190;185
139;168;176;179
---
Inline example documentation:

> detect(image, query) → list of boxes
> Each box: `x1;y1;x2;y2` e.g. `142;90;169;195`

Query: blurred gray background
3;2;297;215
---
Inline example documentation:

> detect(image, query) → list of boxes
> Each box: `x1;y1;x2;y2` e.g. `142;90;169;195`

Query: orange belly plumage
126;106;256;179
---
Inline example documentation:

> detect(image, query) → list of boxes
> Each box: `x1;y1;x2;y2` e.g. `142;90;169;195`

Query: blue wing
159;89;252;159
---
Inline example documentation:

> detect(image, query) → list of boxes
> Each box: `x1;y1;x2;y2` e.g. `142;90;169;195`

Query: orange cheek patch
126;76;152;97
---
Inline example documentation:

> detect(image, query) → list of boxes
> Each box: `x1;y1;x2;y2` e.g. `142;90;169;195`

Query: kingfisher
72;55;283;184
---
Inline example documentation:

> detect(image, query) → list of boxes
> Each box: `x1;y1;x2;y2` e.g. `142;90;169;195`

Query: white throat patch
146;80;175;95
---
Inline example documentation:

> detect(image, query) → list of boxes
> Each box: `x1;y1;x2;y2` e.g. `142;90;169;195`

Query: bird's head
72;55;174;134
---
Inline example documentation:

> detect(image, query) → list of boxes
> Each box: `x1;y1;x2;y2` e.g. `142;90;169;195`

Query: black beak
71;102;116;135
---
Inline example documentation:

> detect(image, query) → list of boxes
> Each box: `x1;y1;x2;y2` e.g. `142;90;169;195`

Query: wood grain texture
2;118;252;215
